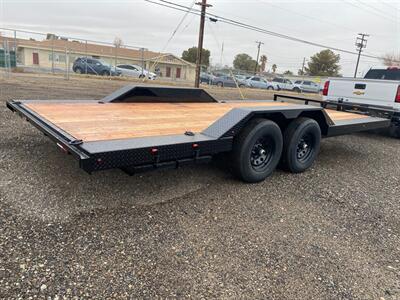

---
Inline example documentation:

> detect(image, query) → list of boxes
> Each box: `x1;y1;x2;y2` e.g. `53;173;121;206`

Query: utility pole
195;0;212;88
254;41;264;74
354;33;369;78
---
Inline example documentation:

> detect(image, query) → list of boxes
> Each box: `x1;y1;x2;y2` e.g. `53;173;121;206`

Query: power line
160;0;196;53
145;0;399;63
259;0;396;43
147;0;196;78
258;0;356;33
345;0;398;23
206;20;245;100
378;0;400;12
353;0;397;20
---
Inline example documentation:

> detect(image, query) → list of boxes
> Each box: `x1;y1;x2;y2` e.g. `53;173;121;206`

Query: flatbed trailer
6;85;391;182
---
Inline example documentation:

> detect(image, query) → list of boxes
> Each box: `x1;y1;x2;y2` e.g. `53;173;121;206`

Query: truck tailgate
327;78;398;107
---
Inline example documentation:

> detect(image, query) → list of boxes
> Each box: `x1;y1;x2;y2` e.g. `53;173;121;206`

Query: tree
305;49;340;76
381;53;400;67
283;70;293;76
298;69;305;76
272;64;277;73
181;46;210;67
259;55;268;72
113;37;123;48
233;53;257;71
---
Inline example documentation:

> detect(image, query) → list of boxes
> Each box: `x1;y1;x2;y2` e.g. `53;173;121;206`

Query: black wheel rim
296;133;314;162
250;137;274;171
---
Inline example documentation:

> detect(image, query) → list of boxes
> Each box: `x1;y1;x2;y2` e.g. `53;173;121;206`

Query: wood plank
25;101;292;141
325;109;368;121
25;101;371;142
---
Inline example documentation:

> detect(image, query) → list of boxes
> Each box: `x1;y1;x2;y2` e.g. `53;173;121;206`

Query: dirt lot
0;73;399;299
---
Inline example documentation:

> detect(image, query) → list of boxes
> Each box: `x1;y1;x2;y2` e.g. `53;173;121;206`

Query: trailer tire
389;124;400;138
281;117;321;173
232;118;283;183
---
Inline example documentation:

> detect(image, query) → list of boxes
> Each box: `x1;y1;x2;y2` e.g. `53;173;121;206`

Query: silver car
272;77;294;90
116;64;157;80
246;76;275;90
213;75;247;87
293;80;320;93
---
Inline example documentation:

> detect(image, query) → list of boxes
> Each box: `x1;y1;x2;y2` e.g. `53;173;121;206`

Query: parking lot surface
1;74;399;299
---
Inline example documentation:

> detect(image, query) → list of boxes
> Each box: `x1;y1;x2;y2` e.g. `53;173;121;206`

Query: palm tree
272;64;277;73
259;55;267;72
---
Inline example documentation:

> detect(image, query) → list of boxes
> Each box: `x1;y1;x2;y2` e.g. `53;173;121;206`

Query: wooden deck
25;101;369;142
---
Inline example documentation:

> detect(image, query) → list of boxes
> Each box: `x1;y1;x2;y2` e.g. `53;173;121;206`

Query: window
273;78;283;83
48;53;66;63
294;80;301;84
364;68;400;80
303;81;311;85
166;66;171;77
252;77;260;81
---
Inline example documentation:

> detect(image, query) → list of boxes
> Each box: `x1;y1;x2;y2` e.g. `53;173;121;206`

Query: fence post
65;48;69;80
5;40;11;78
141;47;144;77
85;40;88;74
114;45;117;75
13;30;17;49
51;36;54;74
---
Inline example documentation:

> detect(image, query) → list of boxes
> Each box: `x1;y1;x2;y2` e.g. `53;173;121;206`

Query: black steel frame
6;87;391;175
273;93;396;118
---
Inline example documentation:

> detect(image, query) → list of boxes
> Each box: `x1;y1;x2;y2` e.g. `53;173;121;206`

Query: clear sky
1;0;399;76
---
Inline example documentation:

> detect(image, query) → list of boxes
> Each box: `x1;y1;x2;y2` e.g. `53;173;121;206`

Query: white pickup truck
322;67;400;137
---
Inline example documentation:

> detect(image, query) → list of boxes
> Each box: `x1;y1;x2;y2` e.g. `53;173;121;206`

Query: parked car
272;77;294;90
293;80;320;93
116;64;157;80
72;57;121;76
200;72;215;84
235;74;248;81
212;75;246;87
246;76;275;89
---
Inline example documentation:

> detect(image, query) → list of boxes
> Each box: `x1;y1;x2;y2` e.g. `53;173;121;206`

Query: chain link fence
0;28;195;83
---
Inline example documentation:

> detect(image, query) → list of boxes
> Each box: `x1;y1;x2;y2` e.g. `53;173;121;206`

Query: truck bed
7;86;391;174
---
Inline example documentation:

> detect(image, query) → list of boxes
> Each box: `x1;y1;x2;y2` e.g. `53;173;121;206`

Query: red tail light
396;85;400;103
322;80;330;96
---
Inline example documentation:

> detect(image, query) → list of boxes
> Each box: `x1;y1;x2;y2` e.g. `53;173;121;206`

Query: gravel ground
0;74;399;299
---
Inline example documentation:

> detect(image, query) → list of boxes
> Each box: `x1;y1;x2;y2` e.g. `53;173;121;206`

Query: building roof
0;36;195;66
